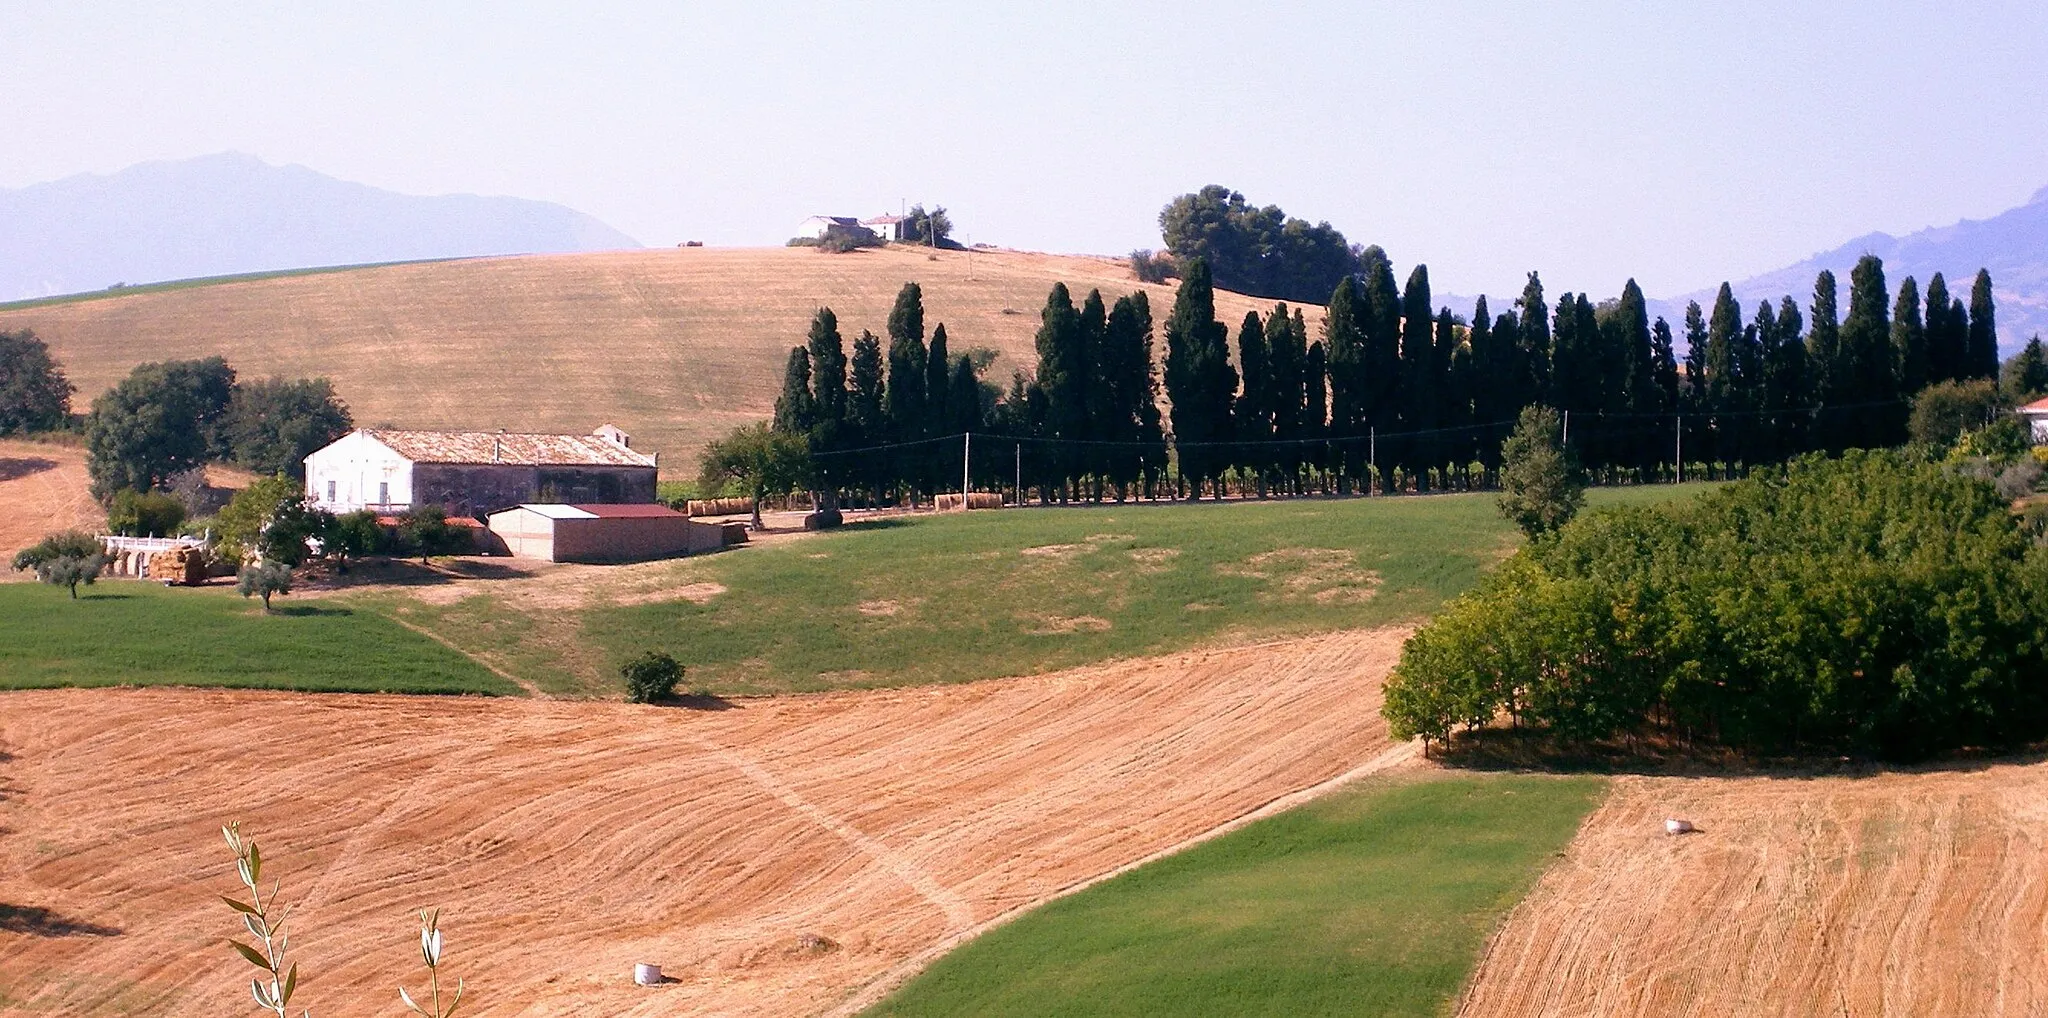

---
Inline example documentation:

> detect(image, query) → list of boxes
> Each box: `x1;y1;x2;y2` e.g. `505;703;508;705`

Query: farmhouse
486;503;727;563
2021;396;2048;444
862;214;908;241
794;215;865;240
304;425;657;519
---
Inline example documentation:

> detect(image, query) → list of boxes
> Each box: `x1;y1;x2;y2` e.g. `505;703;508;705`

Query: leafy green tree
1968;269;1999;380
402;505;467;563
237;560;294;611
1161;258;1238;497
901;204;953;246
11;530;107;598
106;489;187;537
1157;185;1359;304
2000;336;2048;402
222;377;353;478
217;474;303;563
84;356;237;498
698;422;810;529
1908;379;2001;447
323;509;384;572
0;329;74;435
1496;405;1583;541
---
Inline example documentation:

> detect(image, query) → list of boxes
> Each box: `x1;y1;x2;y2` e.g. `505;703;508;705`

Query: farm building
304;425;657;519
486;503;728;563
2022;396;2048;444
861;214;908;241
794;215;864;240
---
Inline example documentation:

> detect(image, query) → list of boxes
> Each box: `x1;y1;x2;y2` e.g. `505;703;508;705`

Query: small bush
106;489;188;537
1997;460;2044;500
621;651;683;703
1129;248;1176;284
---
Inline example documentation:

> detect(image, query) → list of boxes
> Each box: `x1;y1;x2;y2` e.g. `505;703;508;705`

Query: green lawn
864;774;1605;1018
554;485;1709;695
0;582;520;695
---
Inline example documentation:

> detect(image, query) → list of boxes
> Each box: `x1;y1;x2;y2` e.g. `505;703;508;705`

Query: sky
4;1;2046;301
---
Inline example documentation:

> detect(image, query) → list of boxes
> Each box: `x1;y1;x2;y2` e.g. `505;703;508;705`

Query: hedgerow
1383;449;2048;760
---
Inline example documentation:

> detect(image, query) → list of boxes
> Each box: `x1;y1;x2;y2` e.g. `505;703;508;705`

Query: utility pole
1675;415;1683;484
1014;442;1022;506
1369;427;1376;495
962;431;972;509
1562;410;1570;446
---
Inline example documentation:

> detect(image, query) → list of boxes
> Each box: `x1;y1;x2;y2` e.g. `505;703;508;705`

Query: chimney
494;429;504;464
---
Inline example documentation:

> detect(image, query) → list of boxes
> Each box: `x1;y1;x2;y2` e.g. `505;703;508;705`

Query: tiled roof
362;430;656;467
2022;396;2048;413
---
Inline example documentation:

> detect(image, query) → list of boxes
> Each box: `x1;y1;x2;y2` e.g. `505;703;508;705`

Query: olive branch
220;823;305;1017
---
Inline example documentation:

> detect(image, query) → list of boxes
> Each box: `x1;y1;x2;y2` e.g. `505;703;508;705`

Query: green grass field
0;582;520;695
863;774;1606;1018
384;485;1704;696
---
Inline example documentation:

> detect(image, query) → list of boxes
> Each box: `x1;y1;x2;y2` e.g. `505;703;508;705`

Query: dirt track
0;439;100;567
0;627;1405;1016
1458;762;2048;1017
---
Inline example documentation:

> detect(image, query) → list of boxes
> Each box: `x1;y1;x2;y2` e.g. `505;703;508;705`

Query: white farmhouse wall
795;216;837;240
304;431;414;512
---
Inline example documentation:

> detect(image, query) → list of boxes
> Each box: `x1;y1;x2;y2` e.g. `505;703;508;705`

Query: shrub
11;530;107;598
621;651;683;703
1129;248;1176;284
401;505;469;563
1495;405;1584;540
1909;379;2003;448
324;509;385;570
237;560;294;611
106;489;188;537
1998;460;2044;500
1384;450;2048;760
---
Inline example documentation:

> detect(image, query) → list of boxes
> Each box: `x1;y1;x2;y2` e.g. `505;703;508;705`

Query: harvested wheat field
0;439;100;567
1458;761;2048;1018
0;246;1313;460
0;627;1405;1017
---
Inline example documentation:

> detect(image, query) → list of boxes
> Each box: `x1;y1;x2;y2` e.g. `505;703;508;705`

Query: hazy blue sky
4;1;2045;299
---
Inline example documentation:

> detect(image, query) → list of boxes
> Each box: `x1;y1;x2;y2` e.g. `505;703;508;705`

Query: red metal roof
568;503;685;519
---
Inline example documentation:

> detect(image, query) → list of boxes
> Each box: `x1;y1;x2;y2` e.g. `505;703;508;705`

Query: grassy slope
0;246;1307;465
0;583;519;694
0;259;460;312
864;774;1607;1018
384;485;1711;697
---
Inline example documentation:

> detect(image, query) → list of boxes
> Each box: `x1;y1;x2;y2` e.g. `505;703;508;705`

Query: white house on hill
303;425;657;518
862;214;907;241
794;215;863;240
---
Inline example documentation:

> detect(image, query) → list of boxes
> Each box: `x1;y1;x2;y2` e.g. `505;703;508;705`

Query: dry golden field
0;247;1310;468
0;439;101;570
0;627;1405;1017
1457;761;2048;1017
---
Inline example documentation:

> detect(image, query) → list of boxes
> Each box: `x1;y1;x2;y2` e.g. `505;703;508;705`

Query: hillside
1655;184;2048;354
0;153;640;302
0;246;1307;469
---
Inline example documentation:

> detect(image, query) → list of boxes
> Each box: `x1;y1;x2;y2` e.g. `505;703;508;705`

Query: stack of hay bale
147;545;208;586
934;492;1004;510
687;497;756;517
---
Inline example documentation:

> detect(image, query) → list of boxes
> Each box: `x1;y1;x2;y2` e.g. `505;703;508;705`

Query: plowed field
0;627;1405;1017
0;439;99;568
1458;762;2048;1017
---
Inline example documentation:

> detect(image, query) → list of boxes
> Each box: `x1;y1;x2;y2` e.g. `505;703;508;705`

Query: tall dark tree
1514;272;1551;408
1102;291;1164;498
1033;283;1088;498
222;377;354;478
84;357;237;499
1359;248;1403;486
1680;300;1710;467
1265;304;1306;492
1806;270;1848;451
803;308;850;498
1074;292;1110;497
1398;264;1438;489
1891;276;1928;397
1840;255;1900;445
1650;317;1680;415
1438;308;1471;483
2002;337;2048;401
1967;269;1999;380
1321;276;1368;489
1924;273;1961;385
1235;310;1273;492
848;330;887;497
1466;296;1505;473
925;322;951;433
885;283;929;495
1611;281;1656;473
773;347;814;435
1161;259;1238;497
1303;340;1329;487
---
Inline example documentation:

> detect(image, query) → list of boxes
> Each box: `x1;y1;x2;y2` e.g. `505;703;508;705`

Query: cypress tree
849;330;887;498
1235;309;1273;492
926;322;951;434
1681;300;1709;465
1359;249;1404;484
1467;297;1500;472
1891;276;1927;397
1033;282;1087;499
1265;303;1305;492
1770;295;1809;458
1968;269;1998;380
1841;255;1898;445
948;356;981;452
2002;336;2048;401
805;308;850;497
1650;317;1680;414
1399;264;1436;489
1162;259;1236;497
1613;281;1656;474
1102;291;1163;499
1322;277;1367;489
1075;291;1113;498
1490;307;1523;469
1304;340;1328;488
1438;309;1471;484
1807;270;1845;451
885;283;929;496
1924;273;1959;384
773;346;814;435
1746;301;1780;463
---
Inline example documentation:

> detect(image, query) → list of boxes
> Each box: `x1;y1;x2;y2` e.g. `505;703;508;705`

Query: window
379;481;390;505
326;480;336;502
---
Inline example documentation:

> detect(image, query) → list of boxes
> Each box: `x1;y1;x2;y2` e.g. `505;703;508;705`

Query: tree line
742;247;2012;508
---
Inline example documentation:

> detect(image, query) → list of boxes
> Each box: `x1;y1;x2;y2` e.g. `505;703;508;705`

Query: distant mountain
0;152;641;301
1654;186;2048;357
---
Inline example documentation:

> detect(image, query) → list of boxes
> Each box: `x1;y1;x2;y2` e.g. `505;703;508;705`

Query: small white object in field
1665;818;1695;835
634;963;662;986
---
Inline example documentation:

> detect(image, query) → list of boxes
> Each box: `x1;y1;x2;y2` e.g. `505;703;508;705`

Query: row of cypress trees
770;252;2002;505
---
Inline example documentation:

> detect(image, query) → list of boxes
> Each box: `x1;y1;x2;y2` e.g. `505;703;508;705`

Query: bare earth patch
1022;613;1114;635
1019;543;1089;558
1126;547;1181;573
1217;547;1381;604
0;627;1405;1018
857;599;909;617
0;439;101;570
617;581;728;607
1459;762;2048;1017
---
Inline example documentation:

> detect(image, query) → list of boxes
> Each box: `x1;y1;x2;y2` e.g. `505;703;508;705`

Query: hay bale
687;497;756;517
935;492;1003;511
1664;818;1695;835
147;546;207;586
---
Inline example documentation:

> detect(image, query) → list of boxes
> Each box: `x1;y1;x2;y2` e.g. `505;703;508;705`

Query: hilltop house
303;425;657;518
861;214;907;242
794;215;866;240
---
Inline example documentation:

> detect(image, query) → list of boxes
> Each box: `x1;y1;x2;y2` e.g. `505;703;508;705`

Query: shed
486;503;724;563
